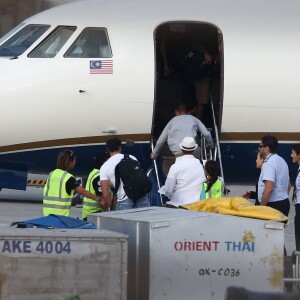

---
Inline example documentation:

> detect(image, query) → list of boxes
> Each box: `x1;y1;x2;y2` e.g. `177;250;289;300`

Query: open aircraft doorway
152;22;224;149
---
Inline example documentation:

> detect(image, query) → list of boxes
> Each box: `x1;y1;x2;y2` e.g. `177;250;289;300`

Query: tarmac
0;183;297;256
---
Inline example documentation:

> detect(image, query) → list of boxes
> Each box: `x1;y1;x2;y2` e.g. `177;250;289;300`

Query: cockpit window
65;27;112;58
29;26;76;58
0;25;50;57
0;23;25;45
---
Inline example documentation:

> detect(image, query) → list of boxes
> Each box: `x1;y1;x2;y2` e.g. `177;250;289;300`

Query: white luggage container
0;228;127;300
89;207;284;300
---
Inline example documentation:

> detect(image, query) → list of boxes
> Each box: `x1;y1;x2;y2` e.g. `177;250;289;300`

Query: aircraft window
29;26;76;58
0;23;25;45
65;27;112;58
0;24;50;57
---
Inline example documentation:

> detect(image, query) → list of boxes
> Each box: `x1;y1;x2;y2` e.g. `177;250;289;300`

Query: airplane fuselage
0;0;299;189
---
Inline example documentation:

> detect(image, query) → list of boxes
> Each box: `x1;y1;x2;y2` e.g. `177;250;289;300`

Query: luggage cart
225;286;300;300
284;251;300;292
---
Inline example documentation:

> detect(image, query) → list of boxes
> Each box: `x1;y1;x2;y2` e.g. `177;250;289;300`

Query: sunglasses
67;149;75;159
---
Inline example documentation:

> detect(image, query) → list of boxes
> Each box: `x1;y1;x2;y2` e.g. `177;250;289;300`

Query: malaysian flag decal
90;60;113;74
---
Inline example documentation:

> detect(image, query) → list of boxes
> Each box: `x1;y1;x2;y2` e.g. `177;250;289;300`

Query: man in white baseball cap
159;137;206;208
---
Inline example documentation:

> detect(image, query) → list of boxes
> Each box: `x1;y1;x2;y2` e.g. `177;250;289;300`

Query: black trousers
295;204;300;251
255;198;290;217
266;198;290;217
256;198;290;255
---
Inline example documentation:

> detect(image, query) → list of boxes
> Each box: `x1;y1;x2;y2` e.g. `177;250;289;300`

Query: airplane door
152;21;224;142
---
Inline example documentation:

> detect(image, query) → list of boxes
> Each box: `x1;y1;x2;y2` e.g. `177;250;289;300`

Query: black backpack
114;154;152;201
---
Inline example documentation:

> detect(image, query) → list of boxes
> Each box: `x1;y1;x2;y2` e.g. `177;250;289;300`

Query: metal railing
283;251;300;292
198;100;224;180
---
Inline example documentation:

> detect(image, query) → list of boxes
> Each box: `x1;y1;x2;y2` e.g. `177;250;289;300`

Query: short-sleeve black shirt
65;176;81;196
92;175;102;195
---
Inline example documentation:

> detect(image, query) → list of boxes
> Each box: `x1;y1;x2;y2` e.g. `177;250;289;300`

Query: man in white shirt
257;135;291;216
159;137;206;208
100;137;150;210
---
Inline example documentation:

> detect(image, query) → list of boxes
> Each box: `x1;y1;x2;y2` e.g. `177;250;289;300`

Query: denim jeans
116;195;150;210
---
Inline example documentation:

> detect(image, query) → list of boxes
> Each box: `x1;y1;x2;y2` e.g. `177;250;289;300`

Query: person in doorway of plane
160;23;189;78
151;103;213;160
43;149;107;217
181;46;216;120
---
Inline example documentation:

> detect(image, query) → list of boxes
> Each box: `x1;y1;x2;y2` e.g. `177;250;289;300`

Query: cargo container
0;228;127;300
89;207;284;300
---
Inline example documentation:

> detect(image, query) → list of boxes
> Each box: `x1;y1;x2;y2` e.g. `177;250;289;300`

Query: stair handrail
210;100;224;181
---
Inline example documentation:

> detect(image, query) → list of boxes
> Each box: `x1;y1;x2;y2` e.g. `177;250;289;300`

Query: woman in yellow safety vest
200;160;228;200
43;150;107;217
82;152;109;220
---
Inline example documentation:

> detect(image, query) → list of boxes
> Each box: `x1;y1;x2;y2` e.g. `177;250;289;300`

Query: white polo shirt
258;153;289;202
294;167;300;204
159;154;206;207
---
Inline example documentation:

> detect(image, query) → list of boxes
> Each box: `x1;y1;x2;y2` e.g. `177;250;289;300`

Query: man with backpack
100;137;151;210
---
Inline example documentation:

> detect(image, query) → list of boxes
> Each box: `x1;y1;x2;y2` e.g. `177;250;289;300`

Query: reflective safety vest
43;169;74;216
82;168;102;219
200;179;224;200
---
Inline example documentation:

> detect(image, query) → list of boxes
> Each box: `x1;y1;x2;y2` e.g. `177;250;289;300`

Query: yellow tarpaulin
180;197;288;222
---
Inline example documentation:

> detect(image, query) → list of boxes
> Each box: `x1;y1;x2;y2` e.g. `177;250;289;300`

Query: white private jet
0;0;299;191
